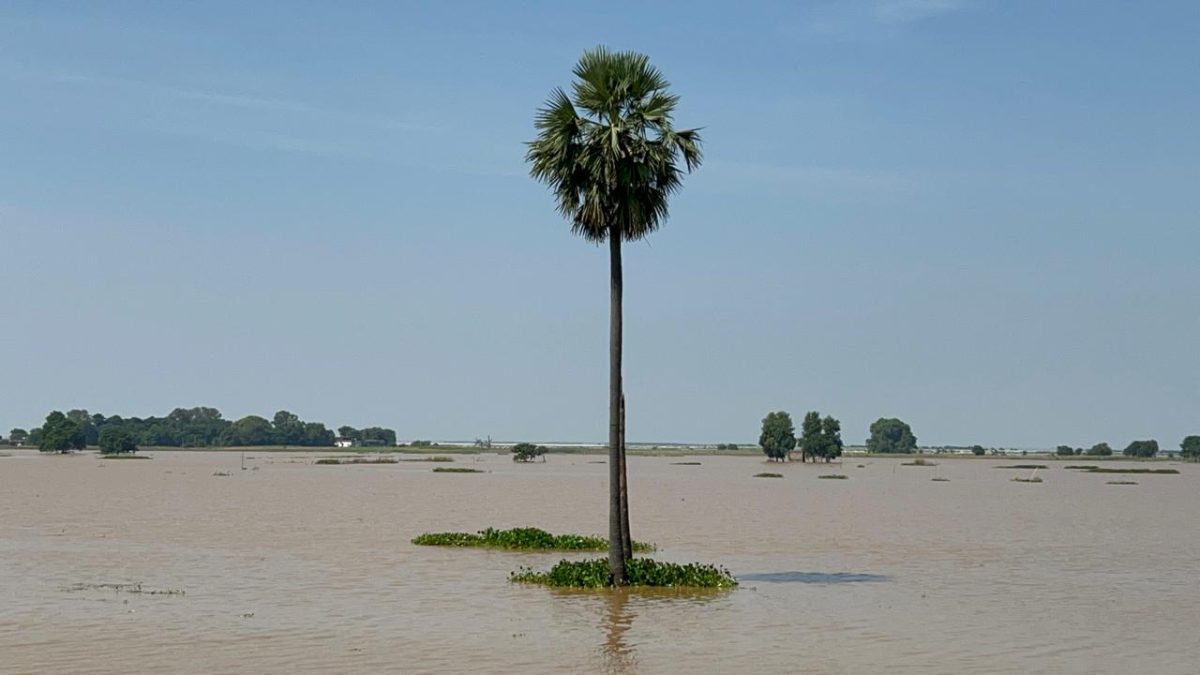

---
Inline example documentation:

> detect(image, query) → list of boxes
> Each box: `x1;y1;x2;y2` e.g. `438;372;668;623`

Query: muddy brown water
2;451;1197;674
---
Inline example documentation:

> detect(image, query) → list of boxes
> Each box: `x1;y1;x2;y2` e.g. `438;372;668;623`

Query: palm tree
527;46;702;584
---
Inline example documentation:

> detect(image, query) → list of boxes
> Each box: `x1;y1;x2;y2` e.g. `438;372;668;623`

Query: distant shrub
511;442;547;463
98;427;139;455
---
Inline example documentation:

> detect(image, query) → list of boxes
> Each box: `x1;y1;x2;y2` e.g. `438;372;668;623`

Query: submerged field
0;450;1196;673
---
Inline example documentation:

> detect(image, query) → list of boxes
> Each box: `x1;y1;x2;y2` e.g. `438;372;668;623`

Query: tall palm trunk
608;226;628;584
619;392;632;561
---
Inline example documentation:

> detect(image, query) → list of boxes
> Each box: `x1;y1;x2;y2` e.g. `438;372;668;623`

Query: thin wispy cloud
797;0;973;39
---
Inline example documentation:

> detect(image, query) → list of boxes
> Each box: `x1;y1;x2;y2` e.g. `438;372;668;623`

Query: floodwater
1;451;1197;674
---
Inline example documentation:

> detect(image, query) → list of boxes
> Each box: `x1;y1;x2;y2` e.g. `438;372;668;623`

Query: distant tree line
758;410;844;462
13;408;395;452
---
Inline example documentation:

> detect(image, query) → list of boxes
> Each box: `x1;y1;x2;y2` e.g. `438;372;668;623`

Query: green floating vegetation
1063;465;1099;470
994;464;1048;470
1086;467;1178;475
432;467;484;473
901;458;937;466
412;527;654;552
99;454;151;460
818;474;848;480
315;457;398;465
1107;480;1138;485
1011;476;1044;483
399;456;455;462
931;477;951;482
671;461;702;465
511;558;736;589
753;472;783;478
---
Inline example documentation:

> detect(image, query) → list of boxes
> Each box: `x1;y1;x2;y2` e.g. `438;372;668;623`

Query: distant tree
758;411;796;461
512;442;547;462
38;411;86;453
337;426;359;440
1179;436;1199;461
98;427;138;455
818;416;843;462
1056;445;1075;457
1123;439;1159;458
799;411;823;463
359;427;397;446
971;445;986;456
66;409;101;446
220;416;276;446
302;422;336;447
866;418;917;454
28;427;44;446
9;428;28;445
1086;442;1113;456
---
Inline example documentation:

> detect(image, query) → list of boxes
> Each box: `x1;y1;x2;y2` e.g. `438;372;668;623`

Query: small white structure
334;437;355;448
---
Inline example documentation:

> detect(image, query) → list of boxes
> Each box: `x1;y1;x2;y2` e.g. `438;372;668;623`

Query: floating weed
399;456;455;462
61;582;184;596
1107;480;1139;485
433;467;484;473
99;454;151;460
1011;476;1044;483
1086;467;1178;475
1063;465;1099;470
901;458;937;466
671;462;702;465
315;457;397;465
412;527;654;552
995;464;1048;469
511;558;736;589
212;471;232;477
753;473;783;478
931;477;951;482
818;474;848;480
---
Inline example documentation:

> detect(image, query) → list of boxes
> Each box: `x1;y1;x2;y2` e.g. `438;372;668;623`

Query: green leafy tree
98;427;138;455
866;418;917;454
220;416;275;446
1123;439;1159;458
28;427;44;445
359;427;397;446
512;442;547;462
819;416;843;462
971;445;986;456
759;411;796;462
528;46;702;585
799;411;823;463
9;428;28;445
1056;445;1076;457
38;411;86;453
1181;436;1200;461
66;409;101;446
1086;442;1113;456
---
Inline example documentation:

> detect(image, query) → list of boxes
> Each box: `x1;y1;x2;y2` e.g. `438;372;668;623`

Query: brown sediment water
1;451;1197;673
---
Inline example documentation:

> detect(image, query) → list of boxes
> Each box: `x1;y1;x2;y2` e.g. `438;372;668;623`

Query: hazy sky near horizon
2;1;1197;448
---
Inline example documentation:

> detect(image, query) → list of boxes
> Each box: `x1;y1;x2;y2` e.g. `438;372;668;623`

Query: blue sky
2;1;1196;448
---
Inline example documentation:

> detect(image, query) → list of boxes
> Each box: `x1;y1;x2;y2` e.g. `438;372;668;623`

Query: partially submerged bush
412;527;654;552
511;558;736;589
901;458;936;466
753;472;783;478
818;474;848;479
1063;465;1099;470
512;442;548;462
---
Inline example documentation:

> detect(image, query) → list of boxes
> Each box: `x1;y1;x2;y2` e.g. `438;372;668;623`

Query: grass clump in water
1107;480;1138;485
511;558;736;589
100;454;151;460
753;472;783;478
400;456;455;462
994;464;1048;469
1063;465;1099;470
1011;476;1044;483
412;527;654;552
671;461;702;465
818;474;848;480
432;466;484;473
315;457;397;465
1085;467;1178;475
931;477;950;482
901;458;937;466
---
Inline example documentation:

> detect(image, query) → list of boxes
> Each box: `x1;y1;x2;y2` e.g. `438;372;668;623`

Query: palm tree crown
527;46;703;242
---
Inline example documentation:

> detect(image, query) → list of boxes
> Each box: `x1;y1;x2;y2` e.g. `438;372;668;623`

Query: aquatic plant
818;474;848;480
901;458;937;466
511;558;736;589
931;477;950;482
994;464;1048;469
1106;480;1138;485
671;462;702;465
1063;465;1099;470
1086;467;1178;474
399;456;455;462
753;472;783;478
315;457;398;465
1011;476;1043;483
432;467;484;473
99;454;151;460
412;527;654;552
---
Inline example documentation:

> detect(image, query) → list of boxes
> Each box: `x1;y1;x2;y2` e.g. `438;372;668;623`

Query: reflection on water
0;450;1197;673
738;571;888;584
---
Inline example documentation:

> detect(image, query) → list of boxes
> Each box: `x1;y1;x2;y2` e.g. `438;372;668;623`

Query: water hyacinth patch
412;527;655;552
511;558;737;589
